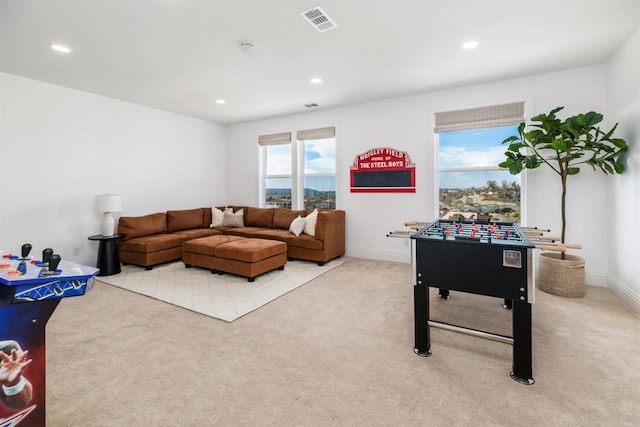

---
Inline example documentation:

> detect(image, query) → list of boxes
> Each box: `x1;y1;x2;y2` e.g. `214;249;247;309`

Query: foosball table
0;244;98;426
386;218;583;384
410;219;537;384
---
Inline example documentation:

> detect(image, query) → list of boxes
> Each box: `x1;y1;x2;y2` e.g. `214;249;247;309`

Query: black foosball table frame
410;219;536;385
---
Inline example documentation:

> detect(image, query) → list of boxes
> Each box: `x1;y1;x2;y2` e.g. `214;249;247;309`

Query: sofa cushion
222;208;244;227
250;229;295;241
286;234;324;251
173;228;223;240
273;208;307;229
210;207;224;227
214;239;287;263
245;207;274;228
289;216;306;236
222;227;268;238
182;235;246;257
118;213;167;239
119;233;189;253
167;208;205;232
303;209;319;236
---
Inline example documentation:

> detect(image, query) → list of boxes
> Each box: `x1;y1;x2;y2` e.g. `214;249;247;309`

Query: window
265;144;292;209
301;137;336;209
434;103;524;223
259;132;293;209
259;127;336;210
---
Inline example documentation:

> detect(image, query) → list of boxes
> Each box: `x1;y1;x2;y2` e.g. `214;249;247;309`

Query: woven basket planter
537;252;585;297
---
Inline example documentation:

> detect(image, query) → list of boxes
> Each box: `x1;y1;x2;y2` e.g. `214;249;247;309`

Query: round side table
88;233;126;276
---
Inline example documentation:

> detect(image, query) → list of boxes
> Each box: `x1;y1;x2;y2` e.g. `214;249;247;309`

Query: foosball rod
392;229;413;234
537;245;566;252
521;226;551;232
529;239;582;250
404;221;428;227
536;237;582;248
386;231;413;238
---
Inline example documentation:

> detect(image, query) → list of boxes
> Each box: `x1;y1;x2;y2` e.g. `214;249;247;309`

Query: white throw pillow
289;216;306;236
210;207;224;228
222;208;244;227
303;209;318;236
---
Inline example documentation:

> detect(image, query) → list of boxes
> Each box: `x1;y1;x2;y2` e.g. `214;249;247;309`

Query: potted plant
499;107;627;297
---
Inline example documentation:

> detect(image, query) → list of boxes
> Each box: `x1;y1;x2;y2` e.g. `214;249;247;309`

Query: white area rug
98;259;344;322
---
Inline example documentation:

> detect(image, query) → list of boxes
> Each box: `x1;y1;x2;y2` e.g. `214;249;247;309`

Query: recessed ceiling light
310;77;323;84
50;44;72;53
215;99;226;105
462;41;479;50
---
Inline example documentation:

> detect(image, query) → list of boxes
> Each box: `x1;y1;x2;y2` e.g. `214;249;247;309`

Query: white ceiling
1;0;639;125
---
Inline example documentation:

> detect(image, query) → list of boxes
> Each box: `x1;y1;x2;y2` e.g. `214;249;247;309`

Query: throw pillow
210;207;224;228
289;216;306;236
222;208;244;227
303;209;318;236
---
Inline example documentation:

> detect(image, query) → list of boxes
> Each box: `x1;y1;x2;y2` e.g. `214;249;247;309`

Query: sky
266;138;336;191
438;125;520;189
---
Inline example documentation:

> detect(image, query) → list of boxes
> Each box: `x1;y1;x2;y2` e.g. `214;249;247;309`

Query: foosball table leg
510;300;534;385
414;283;431;357
438;288;450;299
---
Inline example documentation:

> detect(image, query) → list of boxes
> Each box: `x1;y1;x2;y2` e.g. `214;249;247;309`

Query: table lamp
94;194;123;236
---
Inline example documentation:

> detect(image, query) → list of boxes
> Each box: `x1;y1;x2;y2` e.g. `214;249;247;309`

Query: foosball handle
48;254;61;271
42;248;54;263
21;243;32;258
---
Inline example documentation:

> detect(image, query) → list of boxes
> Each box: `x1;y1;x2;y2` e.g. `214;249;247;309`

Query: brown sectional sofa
117;206;345;270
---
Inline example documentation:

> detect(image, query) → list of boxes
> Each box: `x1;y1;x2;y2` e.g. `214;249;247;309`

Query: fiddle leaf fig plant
499;107;627;255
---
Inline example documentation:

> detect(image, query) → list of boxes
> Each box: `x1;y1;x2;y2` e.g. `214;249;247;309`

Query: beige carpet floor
97;259;344;322
46;257;640;426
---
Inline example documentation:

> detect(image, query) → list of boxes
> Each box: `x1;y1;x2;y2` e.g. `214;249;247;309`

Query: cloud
439;145;506;168
304;139;335;173
266;146;291;175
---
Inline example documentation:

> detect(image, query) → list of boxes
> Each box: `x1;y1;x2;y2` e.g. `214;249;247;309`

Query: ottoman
214;238;287;282
182;235;245;271
182;235;287;282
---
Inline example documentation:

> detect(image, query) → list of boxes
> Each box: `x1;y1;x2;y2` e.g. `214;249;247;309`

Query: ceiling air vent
301;7;337;33
304;103;319;108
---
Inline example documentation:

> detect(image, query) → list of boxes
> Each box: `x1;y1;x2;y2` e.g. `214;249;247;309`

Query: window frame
432;101;530;223
259;127;336;210
260;143;295;209
299;137;337;210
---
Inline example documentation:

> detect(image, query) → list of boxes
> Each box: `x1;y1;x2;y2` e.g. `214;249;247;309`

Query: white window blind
434;102;525;133
258;132;291;145
296;126;335;140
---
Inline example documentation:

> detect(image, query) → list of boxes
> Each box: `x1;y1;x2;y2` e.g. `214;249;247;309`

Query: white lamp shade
94;194;123;213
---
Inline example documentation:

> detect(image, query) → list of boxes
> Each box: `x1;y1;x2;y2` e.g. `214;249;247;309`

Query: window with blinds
435;102;524;223
258;127;336;209
298;127;336;209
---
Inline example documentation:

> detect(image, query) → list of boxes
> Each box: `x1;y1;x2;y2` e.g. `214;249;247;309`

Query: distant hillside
266;188;325;195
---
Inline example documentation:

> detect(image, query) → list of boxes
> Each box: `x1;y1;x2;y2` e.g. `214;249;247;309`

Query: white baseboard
585;271;608;287
607;274;640;313
346;246;411;264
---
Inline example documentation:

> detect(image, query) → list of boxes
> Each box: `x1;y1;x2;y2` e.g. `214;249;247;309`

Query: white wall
3;59;635;308
227;65;614;285
0;73;228;265
607;28;640;311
